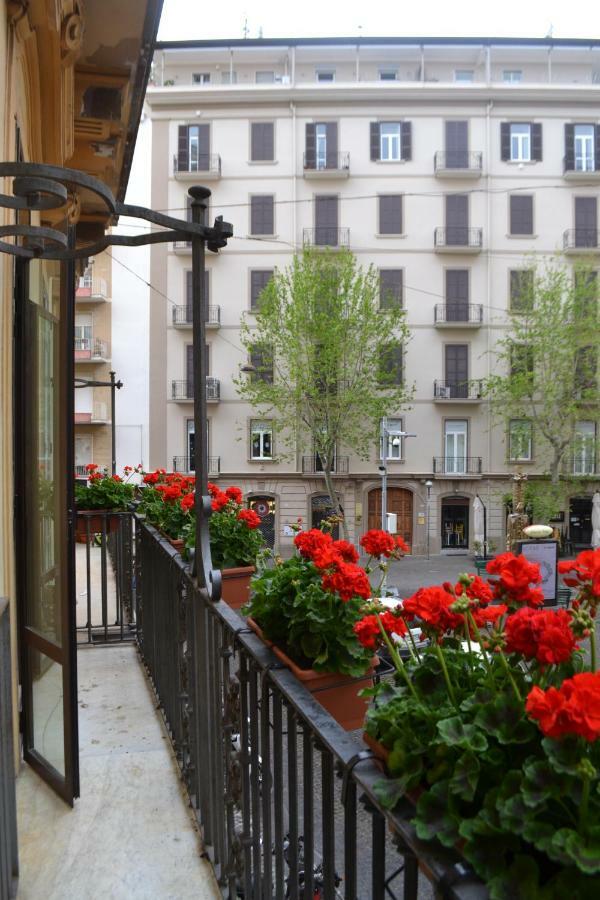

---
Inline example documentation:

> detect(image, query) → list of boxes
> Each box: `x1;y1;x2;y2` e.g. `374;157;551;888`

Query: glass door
444;420;467;474
15;256;79;806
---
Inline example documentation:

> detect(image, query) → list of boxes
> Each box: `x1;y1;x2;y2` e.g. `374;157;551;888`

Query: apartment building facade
146;36;600;555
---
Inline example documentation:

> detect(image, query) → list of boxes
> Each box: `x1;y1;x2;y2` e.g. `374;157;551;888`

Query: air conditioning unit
437;386;451;399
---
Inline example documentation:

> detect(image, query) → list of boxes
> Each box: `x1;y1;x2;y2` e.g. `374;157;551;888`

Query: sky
158;0;600;42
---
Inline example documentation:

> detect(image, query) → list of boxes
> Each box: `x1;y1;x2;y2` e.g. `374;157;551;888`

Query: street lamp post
378;418;416;595
425;479;433;560
74;372;123;474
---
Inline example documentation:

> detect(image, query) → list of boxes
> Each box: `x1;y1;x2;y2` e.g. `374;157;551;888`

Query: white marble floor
16;645;221;900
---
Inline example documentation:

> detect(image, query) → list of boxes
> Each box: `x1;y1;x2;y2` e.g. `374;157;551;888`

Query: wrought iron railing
173;153;222;176
303;151;350;171
434;303;483;324
434;379;484;400
172;305;221;326
571;455;596;476
301;455;350;474
135;519;486;899
433;456;483;475
434;151;483;172
0;599;18;897
172;455;220;476
171;377;221;401
434;227;483;249
74;337;110;358
302;227;350;248
563;229;600;250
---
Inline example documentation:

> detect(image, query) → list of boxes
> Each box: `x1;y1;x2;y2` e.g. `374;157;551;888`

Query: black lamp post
74;371;123;474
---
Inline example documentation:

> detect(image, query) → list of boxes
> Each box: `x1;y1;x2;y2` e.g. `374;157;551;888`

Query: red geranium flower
311;545;344;571
211;490;229;512
402;585;464;634
360;529;396;558
559;548;600;598
294;529;333;559
471;603;507;629
226;486;243;504
180;492;195;512
505;607;577;666
526;671;600;741
354;610;407;649
332;539;359;564
486;552;543;607
237;508;261;529
112;474;123;482
143;471;159;485
85;463;98;471
322;561;371;602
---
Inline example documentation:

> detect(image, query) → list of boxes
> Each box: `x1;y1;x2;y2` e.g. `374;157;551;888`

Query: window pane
509;420;532;460
380;123;401;161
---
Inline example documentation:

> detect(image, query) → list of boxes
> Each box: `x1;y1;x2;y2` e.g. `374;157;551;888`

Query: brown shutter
379;269;403;309
251;195;274;235
196;123;210;170
251;122;274;161
575;197;598;248
446;270;469;321
379;195;403;234
401;121;412;160
177;124;189;171
250;269;273;311
186;344;194;389
531;123;542;162
305;123;316;168
445;194;468;245
509;195;533;235
370;122;380;161
565;124;575;171
445;345;468;397
500;122;511;161
595;125;600;171
326;122;338;168
379;344;403;385
315;195;338;245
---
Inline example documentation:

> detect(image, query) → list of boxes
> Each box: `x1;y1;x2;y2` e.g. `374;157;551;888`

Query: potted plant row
243;524;408;730
74;464;140;542
357;549;600;898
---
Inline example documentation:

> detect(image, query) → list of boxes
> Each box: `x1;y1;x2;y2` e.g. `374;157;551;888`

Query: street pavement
368;552;481;598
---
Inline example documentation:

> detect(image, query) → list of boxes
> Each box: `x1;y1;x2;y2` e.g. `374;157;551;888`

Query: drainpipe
290;101;297;245
355;43;360;82
486;99;493;522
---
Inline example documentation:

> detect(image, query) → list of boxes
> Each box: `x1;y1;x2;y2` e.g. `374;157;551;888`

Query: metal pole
380;417;387;531
109;370;116;475
426;483;432;560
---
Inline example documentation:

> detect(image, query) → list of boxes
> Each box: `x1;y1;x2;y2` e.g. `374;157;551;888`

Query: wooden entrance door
368;488;413;551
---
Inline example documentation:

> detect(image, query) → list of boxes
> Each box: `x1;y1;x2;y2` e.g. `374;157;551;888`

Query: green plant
182;482;265;568
74;464;139;511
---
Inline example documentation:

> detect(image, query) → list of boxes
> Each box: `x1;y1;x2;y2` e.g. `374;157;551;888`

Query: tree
483;257;600;516
235;248;412;540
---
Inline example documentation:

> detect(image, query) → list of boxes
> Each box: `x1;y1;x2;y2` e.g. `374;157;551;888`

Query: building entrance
441;497;469;549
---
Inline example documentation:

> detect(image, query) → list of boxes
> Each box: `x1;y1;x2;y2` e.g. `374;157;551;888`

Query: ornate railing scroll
0;161;232;601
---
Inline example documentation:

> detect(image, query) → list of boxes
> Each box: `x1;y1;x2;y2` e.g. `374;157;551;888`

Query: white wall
112;115;152;471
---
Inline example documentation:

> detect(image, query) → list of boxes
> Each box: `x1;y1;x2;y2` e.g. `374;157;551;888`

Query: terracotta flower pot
269;643;378;731
75;510;121;543
221;565;255;609
246;616;273;647
166;536;185;554
363;732;390;771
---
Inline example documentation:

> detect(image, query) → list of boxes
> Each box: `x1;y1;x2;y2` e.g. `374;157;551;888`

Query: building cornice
154;36;600;51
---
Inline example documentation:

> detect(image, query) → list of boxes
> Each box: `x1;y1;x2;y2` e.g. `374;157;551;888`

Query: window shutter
251;196;274;235
446;270;469;301
401;121;412;160
565;124;575;171
500;122;511;161
595;125;600;171
379;270;403;309
203;270;209;320
379;344;403;385
509;195;533;235
305;123;316;168
379;195;403;234
251;122;274;161
370;122;381;161
531;123;542;161
326;122;338;168
197;123;210;169
186;344;194;386
178;124;189;171
250;269;273;311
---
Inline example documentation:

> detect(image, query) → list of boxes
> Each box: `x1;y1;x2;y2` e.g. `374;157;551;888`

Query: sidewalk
378;552;481;597
16;645;220;900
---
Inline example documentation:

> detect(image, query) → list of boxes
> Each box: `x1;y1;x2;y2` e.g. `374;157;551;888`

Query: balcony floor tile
16;645;220;900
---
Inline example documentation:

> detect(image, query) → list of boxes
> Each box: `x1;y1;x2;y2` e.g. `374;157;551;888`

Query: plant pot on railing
75;510;121;543
221;565;255;609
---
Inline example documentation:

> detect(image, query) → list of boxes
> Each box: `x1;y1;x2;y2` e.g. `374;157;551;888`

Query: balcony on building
74;402;110;425
433;456;483;476
433;379;484;402
571;456;596;477
302;227;350;249
303;151;350;178
172;305;221;329
563;229;600;254
173;240;192;252
74;337;110;363
433;151;482;178
172;455;220;477
76;274;108;302
434;304;483;327
171;377;220;402
173;152;221;180
563;158;600;180
301;455;349;476
434;227;482;253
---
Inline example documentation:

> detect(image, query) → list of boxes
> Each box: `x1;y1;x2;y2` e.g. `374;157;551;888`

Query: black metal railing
433;456;483;475
434;227;483;249
303;151;350;171
434;151;483;172
75;511;136;645
303;227;350;248
0;599;18;898
172;455;220;476
434;303;483;324
74;337;110;358
563;156;597;175
74;464;89;478
172;305;221;326
173;153;222;176
571;456;596;476
171;377;221;401
302;455;350;475
434;379;484;400
135;519;486;899
563;229;600;250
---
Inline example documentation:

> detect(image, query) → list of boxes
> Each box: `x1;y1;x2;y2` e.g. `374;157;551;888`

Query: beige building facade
146;37;600;555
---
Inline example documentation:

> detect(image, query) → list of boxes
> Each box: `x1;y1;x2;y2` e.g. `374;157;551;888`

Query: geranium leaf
553;827;600;874
487;855;542;900
436;716;488;752
415;781;460;848
474;693;536;745
373;777;406;810
521;759;564;808
542;736;584;776
449;750;480;801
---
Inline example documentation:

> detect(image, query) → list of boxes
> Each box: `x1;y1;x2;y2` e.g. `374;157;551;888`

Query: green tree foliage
235;248;413;539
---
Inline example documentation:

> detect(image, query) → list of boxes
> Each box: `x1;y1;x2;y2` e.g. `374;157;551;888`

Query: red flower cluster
486;552;544;607
354;610;408;649
85;463;98;472
293;529;371;601
360;529;408;558
322;562;371;601
294;528;332;559
452;575;494;606
402;585;464;634
237;508;260;529
180;492;195;512
505;607;577;666
226;486;243;504
526;671;600;741
332;539;359;564
558;548;600;599
471;604;507;628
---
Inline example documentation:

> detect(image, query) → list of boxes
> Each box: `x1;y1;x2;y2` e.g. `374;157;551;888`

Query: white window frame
510;123;531;162
508;419;532;462
379;68;398;81
251;420;273;460
574;124;595;172
316;69;335;82
380;122;401;162
574;421;596;475
503;69;522;84
315;123;327;170
192;72;210;84
454;69;474;83
380;417;403;460
82;267;93;289
444;420;468;474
